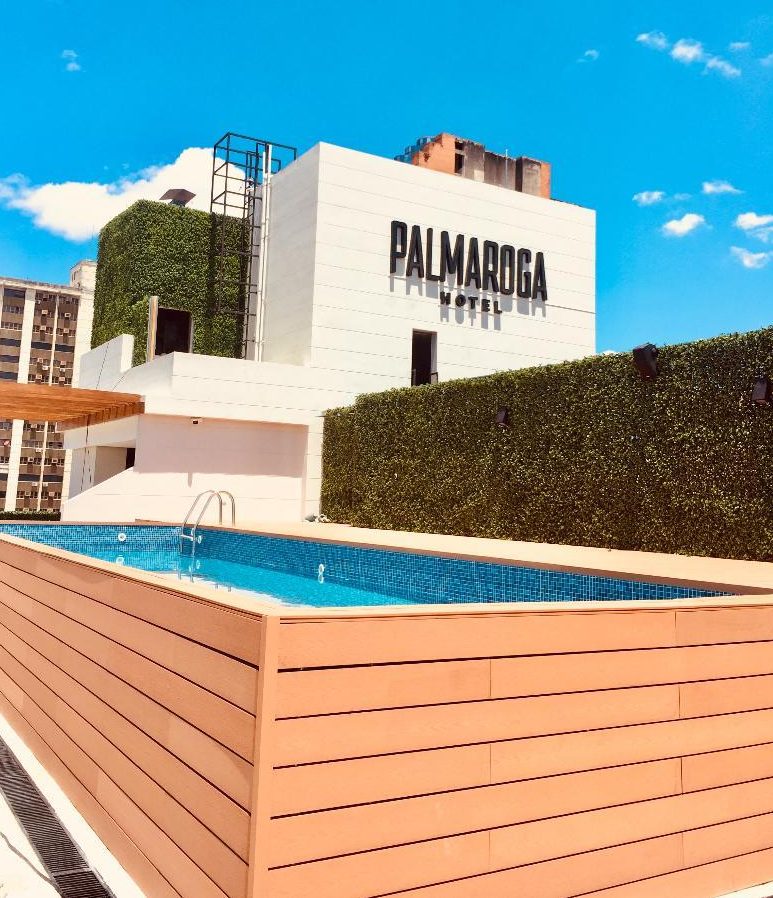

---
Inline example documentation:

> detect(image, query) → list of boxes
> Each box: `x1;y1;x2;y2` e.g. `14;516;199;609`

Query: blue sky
0;0;770;352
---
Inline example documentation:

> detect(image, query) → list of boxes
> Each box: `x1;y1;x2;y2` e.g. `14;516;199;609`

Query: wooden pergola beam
0;382;144;427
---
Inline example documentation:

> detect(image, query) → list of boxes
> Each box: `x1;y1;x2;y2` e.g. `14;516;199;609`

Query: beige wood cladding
3;534;773;897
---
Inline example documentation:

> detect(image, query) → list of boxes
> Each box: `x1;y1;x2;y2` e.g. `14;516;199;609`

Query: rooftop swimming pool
0;524;727;607
0;524;731;608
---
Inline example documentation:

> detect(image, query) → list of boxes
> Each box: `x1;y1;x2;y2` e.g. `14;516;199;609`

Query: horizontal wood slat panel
0;618;253;804
267;831;489;898
0;559;254;708
683;813;773;868
0;658;247;896
278;609;677;668
271;744;491;817
582;846;773;898
274;684;680;764
0;542;262;665
676;606;773;647
490;777;773;869
681;675;773;717
276;641;773;718
268;759;681;867
683;743;773;792
0;591;255;758
492;642;773;700
272;710;773;816
277;660;490;717
0;668;230;898
266;833;684;898
491;709;773;785
0;637;251;849
0;690;185;898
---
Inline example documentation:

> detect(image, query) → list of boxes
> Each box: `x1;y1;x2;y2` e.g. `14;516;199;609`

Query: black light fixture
495;407;510;428
751;371;772;407
632;343;659;381
160;188;196;207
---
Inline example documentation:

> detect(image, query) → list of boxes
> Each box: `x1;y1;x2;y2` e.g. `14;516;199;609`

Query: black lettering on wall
425;228;441;281
455;294;466;307
517;248;532;299
532;251;548;302
406;225;425;278
481;297;491;312
440;231;464;286
482;241;500;292
499;245;515;295
465;238;481;289
440;291;451;305
390;220;407;274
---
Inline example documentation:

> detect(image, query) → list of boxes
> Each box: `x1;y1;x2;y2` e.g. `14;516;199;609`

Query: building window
153;306;193;356
411;330;437;386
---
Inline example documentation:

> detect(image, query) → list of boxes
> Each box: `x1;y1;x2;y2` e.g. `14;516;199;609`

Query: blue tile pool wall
193;527;728;604
0;524;180;574
0;524;731;605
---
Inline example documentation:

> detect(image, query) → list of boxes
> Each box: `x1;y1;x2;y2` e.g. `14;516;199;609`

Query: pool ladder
179;490;236;558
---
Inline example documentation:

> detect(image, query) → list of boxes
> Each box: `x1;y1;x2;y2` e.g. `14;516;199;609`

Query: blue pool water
0;524;730;608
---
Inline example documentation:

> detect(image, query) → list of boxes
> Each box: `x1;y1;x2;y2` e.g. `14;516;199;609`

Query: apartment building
0;260;95;512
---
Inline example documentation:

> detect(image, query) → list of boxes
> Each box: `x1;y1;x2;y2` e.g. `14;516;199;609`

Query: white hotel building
62;136;596;523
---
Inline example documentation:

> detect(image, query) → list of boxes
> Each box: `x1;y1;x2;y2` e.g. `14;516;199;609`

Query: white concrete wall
62;414;307;523
75;334;135;391
261;147;320;365
304;143;596;387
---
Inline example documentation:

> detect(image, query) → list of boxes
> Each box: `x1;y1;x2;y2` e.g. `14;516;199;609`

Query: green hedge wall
93;200;244;365
321;328;773;560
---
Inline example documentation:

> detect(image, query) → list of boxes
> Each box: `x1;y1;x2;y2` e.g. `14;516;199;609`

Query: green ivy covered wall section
92;200;244;364
321;327;773;560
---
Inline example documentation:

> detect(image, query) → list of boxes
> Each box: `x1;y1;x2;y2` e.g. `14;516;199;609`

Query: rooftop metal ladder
179;490;236;558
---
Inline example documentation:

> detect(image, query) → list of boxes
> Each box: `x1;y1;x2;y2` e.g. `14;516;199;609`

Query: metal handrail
179;490;237;557
218;490;236;527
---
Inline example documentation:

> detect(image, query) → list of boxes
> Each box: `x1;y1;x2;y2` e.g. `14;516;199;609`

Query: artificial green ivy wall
92;200;244;364
322;327;773;560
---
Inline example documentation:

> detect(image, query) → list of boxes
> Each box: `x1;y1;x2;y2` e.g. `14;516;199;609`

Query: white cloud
662;213;706;237
673;192;692;201
671;39;704;63
735;212;773;244
637;31;742;77
702;180;742;195
705;56;741;77
735;212;773;230
729;41;750;51
580;48;599;62
0;148;229;242
61;49;81;73
762;53;773;67
731;246;771;269
636;31;669;51
633;190;665;206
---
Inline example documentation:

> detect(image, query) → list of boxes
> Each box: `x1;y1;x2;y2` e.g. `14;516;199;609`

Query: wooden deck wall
3;536;773;898
0;538;261;898
263;606;773;898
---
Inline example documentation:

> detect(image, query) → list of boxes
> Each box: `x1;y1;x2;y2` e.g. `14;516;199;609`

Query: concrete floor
0;713;145;898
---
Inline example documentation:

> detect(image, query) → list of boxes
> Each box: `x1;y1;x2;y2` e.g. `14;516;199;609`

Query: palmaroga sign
389;220;548;312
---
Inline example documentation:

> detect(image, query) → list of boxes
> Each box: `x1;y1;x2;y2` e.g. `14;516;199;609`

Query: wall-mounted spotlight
632;343;659;381
495;407;511;428
751;372;772;407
